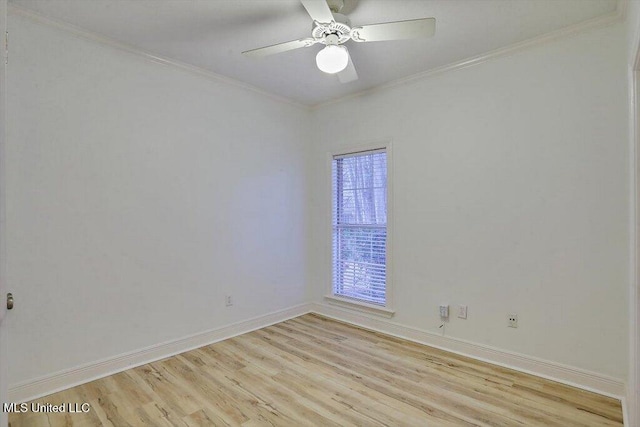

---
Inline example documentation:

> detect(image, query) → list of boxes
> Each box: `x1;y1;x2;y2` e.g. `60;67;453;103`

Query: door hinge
4;31;8;65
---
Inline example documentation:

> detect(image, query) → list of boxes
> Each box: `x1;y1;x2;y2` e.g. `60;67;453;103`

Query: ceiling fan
242;0;436;83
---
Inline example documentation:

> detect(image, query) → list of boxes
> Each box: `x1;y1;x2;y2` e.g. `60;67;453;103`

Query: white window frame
324;142;394;318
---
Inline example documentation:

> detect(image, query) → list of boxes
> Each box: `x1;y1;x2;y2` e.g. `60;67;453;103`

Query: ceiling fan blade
242;38;317;58
351;18;436;42
337;52;358;83
300;0;334;24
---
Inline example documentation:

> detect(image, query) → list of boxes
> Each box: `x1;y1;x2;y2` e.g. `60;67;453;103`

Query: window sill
324;295;395;319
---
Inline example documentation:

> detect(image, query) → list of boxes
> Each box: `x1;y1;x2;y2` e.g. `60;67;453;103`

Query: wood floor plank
260;328;501;425
235;332;430;426
9;314;623;426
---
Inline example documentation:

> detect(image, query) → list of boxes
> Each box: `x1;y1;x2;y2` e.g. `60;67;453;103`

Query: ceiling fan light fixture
316;44;349;74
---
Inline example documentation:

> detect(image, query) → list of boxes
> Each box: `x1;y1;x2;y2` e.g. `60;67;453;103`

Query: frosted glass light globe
316;45;349;74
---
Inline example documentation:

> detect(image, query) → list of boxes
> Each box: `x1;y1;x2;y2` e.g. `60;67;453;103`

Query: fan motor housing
312;13;352;44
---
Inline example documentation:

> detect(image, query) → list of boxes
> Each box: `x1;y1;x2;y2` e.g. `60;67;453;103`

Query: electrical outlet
507;314;518;328
225;295;233;307
439;305;449;318
458;305;468;319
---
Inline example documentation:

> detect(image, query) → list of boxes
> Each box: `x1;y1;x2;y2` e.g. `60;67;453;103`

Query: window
332;148;388;306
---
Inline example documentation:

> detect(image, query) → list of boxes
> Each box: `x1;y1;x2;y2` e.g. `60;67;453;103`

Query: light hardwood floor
9;314;623;426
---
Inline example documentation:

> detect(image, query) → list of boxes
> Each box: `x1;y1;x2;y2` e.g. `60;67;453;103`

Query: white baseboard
9;301;627;414
8;303;313;403
311;302;626;400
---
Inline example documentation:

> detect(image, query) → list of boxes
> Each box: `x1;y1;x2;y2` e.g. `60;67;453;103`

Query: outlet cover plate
439;305;449;318
507;314;518;328
458;305;468;319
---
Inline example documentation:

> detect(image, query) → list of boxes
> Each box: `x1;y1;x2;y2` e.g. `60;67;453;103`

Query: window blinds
332;150;387;305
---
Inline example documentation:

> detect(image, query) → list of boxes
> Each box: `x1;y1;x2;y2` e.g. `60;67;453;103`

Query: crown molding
617;0;629;23
7;2;624;113
313;6;625;109
7;3;310;111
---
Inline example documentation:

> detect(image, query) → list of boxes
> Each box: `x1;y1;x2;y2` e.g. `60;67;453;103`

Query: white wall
310;23;629;379
0;1;8;425
626;1;640;424
6;12;310;386
5;2;632;404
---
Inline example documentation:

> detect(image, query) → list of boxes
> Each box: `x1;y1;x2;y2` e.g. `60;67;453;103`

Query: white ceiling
10;0;620;106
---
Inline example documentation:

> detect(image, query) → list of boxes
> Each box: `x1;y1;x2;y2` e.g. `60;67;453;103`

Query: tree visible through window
332;149;387;305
